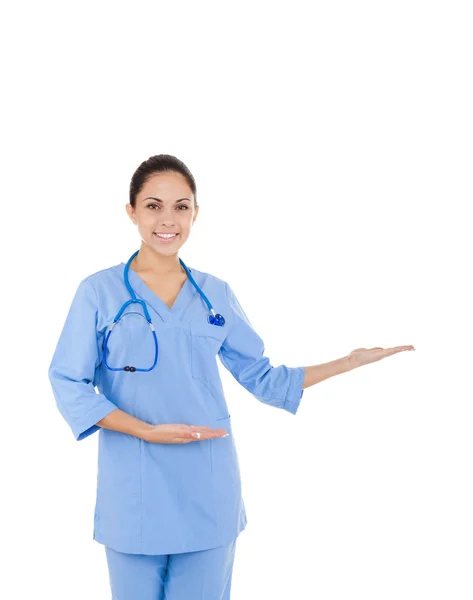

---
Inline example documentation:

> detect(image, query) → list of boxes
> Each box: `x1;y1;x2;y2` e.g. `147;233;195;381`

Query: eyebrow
142;197;191;203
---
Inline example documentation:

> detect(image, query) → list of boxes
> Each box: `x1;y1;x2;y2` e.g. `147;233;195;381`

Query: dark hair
129;154;197;209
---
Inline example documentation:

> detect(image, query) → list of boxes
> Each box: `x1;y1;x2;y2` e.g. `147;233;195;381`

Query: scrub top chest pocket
189;319;227;380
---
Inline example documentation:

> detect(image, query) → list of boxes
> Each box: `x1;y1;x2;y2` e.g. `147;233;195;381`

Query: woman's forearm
96;408;154;440
97;358;353;432
301;355;354;389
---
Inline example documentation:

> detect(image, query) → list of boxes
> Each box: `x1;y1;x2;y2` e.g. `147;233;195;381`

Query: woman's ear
125;203;137;224
192;204;199;225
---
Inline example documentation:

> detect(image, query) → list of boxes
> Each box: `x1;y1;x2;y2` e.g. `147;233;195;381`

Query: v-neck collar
117;262;198;323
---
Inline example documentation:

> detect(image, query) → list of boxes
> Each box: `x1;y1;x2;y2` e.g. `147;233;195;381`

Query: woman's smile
154;232;179;242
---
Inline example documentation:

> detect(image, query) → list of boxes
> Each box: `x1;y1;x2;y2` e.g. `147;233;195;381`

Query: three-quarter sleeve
48;277;118;441
218;281;305;415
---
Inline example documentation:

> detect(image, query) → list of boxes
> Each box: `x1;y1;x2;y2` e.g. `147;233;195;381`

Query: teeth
155;233;177;238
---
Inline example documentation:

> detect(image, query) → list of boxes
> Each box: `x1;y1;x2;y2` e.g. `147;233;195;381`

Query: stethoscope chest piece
208;312;225;326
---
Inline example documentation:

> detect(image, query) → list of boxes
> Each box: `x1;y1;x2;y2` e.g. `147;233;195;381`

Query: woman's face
126;171;198;257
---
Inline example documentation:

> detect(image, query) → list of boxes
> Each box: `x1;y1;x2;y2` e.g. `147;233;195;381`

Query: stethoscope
103;250;225;373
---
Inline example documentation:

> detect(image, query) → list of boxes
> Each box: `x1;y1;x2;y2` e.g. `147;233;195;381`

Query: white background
1;1;472;598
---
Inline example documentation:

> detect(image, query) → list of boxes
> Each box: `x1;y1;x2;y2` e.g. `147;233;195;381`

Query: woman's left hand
348;345;415;369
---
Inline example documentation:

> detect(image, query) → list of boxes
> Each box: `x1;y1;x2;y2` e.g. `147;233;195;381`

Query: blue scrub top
48;261;305;555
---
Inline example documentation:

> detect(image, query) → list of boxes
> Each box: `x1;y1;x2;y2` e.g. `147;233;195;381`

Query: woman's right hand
142;423;229;444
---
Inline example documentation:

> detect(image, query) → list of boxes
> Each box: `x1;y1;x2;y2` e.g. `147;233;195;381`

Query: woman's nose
157;207;177;224
159;220;177;228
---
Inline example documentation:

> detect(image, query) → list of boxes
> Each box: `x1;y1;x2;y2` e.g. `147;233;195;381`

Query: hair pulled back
129;154;197;209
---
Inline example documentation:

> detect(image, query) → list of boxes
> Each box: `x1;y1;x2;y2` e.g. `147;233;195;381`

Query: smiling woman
125;156;198;262
49;154;302;599
48;153;414;598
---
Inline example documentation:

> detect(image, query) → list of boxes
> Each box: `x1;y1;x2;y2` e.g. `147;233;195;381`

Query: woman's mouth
154;232;179;243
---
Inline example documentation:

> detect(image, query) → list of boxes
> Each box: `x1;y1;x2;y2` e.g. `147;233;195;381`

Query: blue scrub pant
105;538;237;600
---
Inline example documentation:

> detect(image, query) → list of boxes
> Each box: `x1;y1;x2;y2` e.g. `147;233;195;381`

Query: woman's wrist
136;421;155;442
97;408;155;441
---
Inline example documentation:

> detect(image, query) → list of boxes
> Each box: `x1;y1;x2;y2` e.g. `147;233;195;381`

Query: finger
213;429;229;437
368;346;414;354
206;429;228;437
380;346;411;358
389;346;414;354
190;429;229;441
189;427;228;435
379;348;399;357
189;425;213;431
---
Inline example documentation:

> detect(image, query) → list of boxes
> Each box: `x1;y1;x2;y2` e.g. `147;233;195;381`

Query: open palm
348;345;415;369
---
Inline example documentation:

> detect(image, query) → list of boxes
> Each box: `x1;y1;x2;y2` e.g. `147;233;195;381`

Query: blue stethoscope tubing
103;250;225;373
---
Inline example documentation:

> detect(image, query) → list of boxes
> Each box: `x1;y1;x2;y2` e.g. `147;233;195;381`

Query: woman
48;154;414;599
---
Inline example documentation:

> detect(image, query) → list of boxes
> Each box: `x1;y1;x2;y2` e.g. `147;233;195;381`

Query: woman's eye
146;204;189;210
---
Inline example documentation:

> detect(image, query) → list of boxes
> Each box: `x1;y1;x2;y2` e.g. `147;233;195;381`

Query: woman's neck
131;244;183;275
